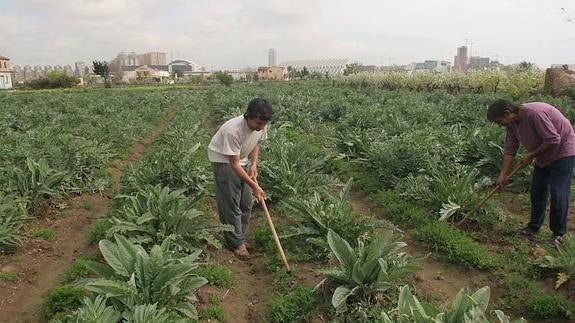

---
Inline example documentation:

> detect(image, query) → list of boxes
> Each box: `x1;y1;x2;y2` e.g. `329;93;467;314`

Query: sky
1;0;574;69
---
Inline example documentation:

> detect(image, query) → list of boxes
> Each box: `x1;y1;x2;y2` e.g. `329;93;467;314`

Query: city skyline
1;0;574;69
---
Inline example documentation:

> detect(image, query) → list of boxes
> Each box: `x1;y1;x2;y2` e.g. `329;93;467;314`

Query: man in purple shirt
487;99;575;245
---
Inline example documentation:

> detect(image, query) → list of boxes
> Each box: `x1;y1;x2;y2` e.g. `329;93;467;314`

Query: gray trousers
212;162;254;249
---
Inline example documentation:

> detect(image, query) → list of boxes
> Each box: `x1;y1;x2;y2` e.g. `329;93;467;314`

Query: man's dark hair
245;98;273;121
486;99;522;122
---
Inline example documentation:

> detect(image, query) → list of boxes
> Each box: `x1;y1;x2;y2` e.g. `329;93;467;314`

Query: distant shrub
214;71;233;86
29;71;79;89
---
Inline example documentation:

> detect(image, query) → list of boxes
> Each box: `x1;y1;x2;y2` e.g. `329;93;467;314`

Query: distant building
138;52;166;66
64;65;74;76
257;66;287;80
75;61;87;76
120;65;168;82
268;48;277;66
23;65;33;81
411;60;451;73
33;65;44;78
218;70;247;81
279;58;351;75
454;46;468;73
168;60;204;76
469;56;491;70
12;65;22;82
114;52;138;66
0;55;13;89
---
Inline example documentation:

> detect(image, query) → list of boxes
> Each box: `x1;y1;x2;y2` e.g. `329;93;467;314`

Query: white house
0;55;13;89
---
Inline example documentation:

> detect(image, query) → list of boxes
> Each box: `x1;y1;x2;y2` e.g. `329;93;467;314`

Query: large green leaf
152;264;194;294
331;285;359;308
71;295;121;323
84;279;137;298
99;239;133;277
327;229;355;274
470;286;490;312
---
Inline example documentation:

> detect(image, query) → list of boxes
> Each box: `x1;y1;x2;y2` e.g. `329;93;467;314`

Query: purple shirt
504;102;575;167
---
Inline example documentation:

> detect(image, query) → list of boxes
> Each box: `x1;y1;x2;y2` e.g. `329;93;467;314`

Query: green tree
517;61;535;71
299;66;309;80
214;71;233;86
92;60;111;88
287;66;298;80
343;63;362;76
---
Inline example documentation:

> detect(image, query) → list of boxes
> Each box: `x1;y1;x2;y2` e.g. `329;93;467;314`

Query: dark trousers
212;162;253;249
528;156;575;236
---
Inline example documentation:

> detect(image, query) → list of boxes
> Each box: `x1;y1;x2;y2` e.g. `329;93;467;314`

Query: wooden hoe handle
259;196;291;271
457;163;524;226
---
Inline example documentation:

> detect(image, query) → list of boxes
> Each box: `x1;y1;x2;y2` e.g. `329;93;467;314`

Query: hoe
458;163;524;226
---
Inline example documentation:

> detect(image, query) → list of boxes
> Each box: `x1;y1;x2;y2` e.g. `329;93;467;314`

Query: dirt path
0;106;179;323
347;192;491;302
199;202;275;323
199;195;327;322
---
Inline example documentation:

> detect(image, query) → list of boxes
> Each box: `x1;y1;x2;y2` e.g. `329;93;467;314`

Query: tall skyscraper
268;48;277;66
454;46;468;73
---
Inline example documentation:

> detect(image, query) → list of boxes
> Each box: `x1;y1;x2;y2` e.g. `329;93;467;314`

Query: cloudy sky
1;0;574;69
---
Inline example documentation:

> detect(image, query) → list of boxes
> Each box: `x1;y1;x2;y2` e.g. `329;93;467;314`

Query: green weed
64;255;96;282
195;264;233;288
41;285;85;319
0;272;18;283
415;221;497;269
268;286;317;323
199;294;225;321
32;228;56;241
86;218;112;244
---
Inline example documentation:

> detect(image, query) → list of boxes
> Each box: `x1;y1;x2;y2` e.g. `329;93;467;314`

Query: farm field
0;82;574;322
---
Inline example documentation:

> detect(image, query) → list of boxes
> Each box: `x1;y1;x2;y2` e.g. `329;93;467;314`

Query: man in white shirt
208;98;273;259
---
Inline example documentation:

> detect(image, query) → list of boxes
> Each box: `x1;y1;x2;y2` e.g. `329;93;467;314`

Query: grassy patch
77;199;94;210
268;286;317;323
64;255;96;282
252;225;275;252
272;270;297;293
32;228;56;241
86;218;113;244
0;272;18;283
199;294;226;321
374;190;496;270
502;274;574;320
42;285;85;319
195;264;233;288
415;221;497;270
264;255;284;273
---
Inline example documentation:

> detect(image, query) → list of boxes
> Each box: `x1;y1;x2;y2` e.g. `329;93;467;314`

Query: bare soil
0;107;178;323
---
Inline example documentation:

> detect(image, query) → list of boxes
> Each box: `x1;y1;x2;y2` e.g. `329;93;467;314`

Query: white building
279;58;352;75
75;61;87;76
268;48;277;66
167;60;204;76
121;65;170;82
0;55;13;89
411;60;452;74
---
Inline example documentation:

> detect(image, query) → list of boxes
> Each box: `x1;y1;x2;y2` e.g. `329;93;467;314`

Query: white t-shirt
208;115;268;165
